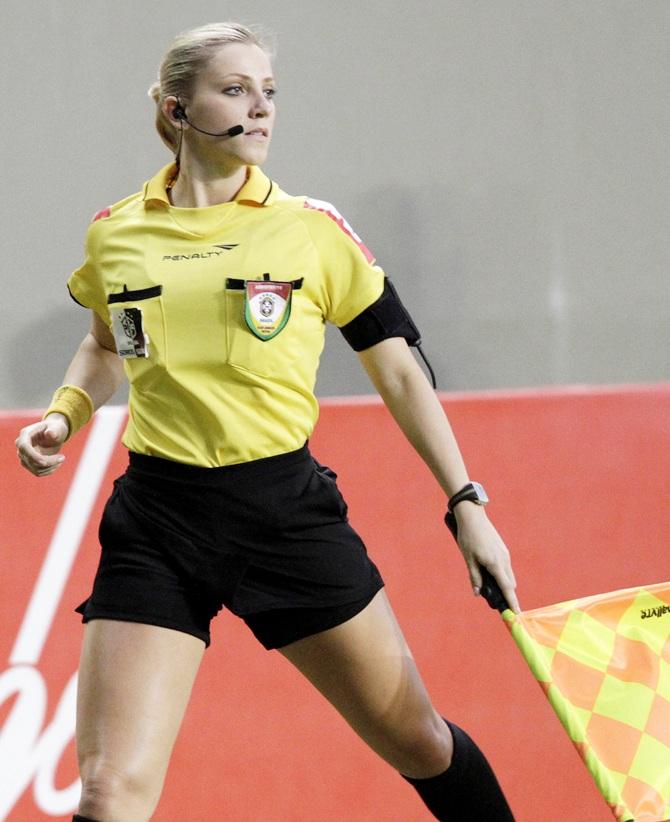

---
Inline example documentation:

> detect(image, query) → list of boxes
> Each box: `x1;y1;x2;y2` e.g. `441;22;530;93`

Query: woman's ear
163;96;184;126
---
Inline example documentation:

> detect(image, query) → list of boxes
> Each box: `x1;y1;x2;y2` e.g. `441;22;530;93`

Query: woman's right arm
15;311;124;477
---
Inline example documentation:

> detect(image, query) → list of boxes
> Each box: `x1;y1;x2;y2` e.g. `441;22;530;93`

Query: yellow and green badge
244;280;293;340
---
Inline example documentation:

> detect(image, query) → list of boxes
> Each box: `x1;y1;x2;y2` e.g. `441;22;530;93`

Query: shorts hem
76;607;211;647
245;580;385;651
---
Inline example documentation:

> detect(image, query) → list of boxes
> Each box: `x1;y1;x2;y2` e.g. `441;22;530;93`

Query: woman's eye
224;85;243;95
264;88;277;99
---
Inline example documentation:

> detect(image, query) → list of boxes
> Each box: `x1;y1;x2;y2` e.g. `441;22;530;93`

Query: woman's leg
75;619;205;822
279;589;514;821
280;589;450;777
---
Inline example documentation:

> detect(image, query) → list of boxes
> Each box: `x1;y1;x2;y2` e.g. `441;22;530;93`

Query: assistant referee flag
503;582;670;822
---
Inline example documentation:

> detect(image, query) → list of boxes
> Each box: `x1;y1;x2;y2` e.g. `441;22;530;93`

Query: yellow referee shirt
68;164;385;466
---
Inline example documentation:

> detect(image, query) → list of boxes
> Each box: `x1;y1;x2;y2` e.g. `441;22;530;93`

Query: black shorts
76;445;384;649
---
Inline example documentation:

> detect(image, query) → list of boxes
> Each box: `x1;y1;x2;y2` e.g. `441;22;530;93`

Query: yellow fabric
503;582;670;822
43;384;94;440
68;164;385;466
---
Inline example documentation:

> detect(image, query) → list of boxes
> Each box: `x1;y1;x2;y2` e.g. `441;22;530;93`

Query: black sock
402;720;515;821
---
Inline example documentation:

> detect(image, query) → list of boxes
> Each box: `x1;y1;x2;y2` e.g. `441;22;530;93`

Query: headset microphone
173;107;243;138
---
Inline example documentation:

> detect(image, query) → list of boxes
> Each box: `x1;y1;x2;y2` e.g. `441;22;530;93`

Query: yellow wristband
43;384;94;440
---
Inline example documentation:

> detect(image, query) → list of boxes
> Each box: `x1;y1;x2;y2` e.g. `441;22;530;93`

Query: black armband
339;278;421;351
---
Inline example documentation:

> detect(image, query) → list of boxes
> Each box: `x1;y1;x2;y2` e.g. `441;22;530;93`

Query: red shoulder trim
91;207;111;223
303;198;375;264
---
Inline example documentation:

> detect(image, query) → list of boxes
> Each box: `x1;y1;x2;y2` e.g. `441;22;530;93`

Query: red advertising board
1;385;668;821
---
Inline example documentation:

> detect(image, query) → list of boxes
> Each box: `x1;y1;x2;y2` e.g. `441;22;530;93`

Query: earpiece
173;105;187;122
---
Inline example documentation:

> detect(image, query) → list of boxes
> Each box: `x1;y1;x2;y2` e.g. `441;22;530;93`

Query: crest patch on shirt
110;307;150;358
244;281;293;340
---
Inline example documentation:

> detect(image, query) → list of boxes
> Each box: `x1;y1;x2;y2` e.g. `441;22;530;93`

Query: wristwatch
447;482;489;512
444;482;488;540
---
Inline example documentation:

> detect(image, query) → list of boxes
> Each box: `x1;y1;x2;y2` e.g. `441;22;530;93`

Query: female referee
16;22;519;822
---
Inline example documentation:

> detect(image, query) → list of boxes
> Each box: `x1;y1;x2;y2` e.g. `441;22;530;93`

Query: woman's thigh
279;590;452;777
76;619;205;806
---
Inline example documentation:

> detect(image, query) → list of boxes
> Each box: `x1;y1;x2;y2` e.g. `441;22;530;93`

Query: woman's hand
454;502;520;613
15;414;69;477
15;312;125;479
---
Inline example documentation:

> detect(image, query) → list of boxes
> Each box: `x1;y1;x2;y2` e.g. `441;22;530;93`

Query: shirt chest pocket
224;277;305;379
107;285;167;374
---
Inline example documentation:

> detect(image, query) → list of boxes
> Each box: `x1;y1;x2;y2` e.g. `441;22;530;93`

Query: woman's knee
382;711;453;778
78;756;162;821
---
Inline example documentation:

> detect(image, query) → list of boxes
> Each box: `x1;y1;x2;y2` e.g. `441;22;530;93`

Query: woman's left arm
357;336;520;612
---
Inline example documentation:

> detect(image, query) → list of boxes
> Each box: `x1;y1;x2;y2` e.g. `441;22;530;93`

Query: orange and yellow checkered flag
502;582;670;822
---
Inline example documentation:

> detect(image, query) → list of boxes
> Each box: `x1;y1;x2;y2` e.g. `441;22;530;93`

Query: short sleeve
67;220;109;324
300;199;385;327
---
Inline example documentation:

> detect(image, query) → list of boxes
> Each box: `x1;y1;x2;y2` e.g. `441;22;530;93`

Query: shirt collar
142;163;276;206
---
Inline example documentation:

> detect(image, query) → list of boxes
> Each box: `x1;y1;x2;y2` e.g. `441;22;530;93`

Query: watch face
472;482;489;505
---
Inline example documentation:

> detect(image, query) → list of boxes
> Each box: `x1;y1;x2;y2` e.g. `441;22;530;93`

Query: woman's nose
250;92;271;118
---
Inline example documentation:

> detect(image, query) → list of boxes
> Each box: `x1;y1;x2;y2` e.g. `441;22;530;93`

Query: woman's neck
168;161;248;208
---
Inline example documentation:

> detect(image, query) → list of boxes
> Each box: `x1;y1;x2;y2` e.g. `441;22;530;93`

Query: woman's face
183;42;276;169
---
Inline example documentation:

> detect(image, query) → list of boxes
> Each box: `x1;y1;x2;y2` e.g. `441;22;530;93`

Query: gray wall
3;0;669;408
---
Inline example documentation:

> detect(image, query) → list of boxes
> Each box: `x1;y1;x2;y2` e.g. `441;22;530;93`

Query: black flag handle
478;566;510;613
444;511;510;612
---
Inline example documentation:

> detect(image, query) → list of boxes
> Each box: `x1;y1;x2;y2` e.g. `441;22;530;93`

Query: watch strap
445;481;488;539
447;481;488;512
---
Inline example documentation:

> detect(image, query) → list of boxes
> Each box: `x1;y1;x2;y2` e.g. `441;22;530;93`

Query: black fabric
402;720;515;821
107;284;163;303
73;816;98;821
225;276;303;290
339;278;421;351
244;589;379;649
76;446;384;649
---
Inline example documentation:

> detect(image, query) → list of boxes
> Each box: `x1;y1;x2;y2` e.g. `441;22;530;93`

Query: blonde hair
148;22;271;152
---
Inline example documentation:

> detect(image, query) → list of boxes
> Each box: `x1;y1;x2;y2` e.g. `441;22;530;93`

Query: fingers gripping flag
503;582;670;822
